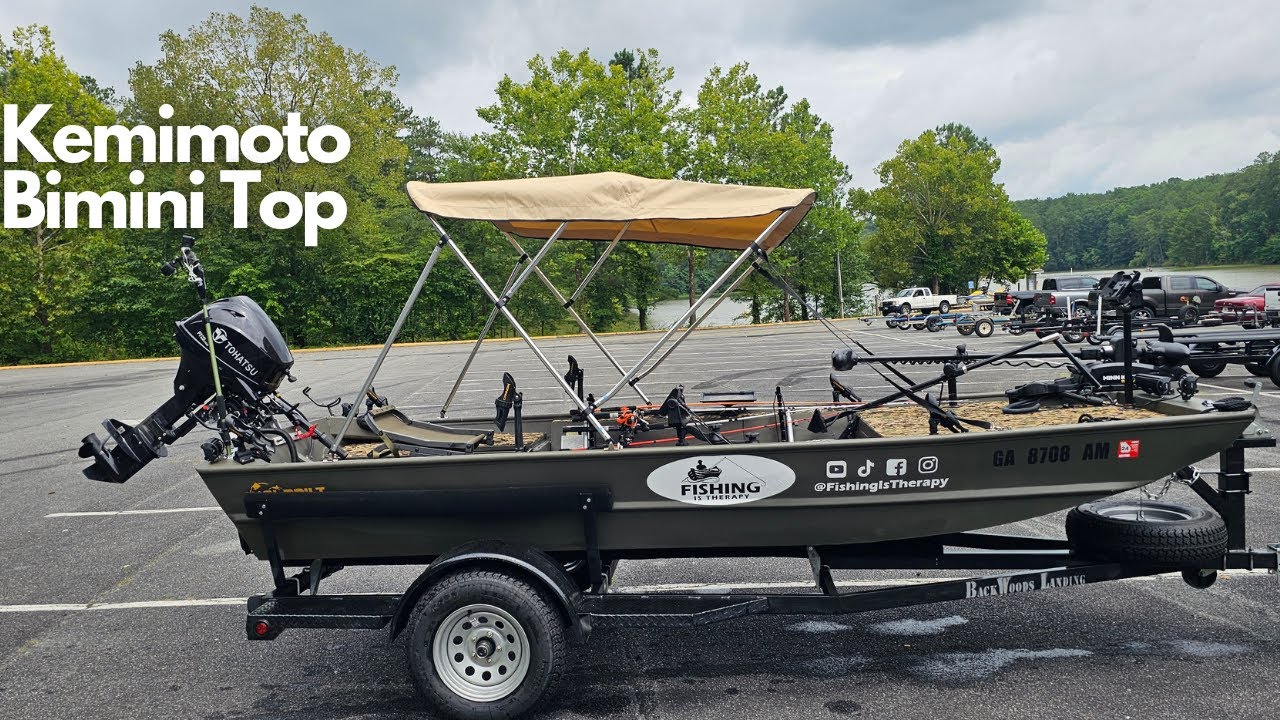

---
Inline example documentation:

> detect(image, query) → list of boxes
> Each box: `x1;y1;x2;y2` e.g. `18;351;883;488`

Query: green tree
0;26;127;363
680;64;865;321
851;124;1045;292
469;48;684;330
126;6;410;349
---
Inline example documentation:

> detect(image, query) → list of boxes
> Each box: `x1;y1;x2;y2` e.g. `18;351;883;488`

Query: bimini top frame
332;172;817;447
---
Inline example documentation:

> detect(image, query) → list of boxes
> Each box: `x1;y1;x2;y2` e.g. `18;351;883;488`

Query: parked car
879;287;961;316
1214;283;1280;323
1137;274;1242;321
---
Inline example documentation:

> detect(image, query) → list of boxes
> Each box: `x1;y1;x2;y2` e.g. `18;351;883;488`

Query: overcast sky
3;0;1278;199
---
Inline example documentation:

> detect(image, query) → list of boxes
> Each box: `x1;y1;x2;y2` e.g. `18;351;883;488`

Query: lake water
632;298;754;328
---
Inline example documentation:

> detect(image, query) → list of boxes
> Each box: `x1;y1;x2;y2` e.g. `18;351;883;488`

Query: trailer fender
389;540;586;642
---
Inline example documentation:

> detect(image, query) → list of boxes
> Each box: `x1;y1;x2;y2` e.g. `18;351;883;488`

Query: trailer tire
1269;353;1280;388
899;318;914;331
1244;362;1267;377
973;318;995;338
956;323;975;336
926;315;943;332
1178;305;1199;323
1189;360;1226;378
1065;500;1227;566
408;570;568;720
886;317;900;329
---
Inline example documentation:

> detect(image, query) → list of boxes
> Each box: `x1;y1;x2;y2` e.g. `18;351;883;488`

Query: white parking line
44;506;220;518
0;598;244;613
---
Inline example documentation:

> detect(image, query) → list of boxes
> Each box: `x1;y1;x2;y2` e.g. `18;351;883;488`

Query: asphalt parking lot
2;318;1279;720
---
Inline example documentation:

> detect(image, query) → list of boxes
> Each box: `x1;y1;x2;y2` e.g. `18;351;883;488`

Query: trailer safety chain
1140;466;1197;502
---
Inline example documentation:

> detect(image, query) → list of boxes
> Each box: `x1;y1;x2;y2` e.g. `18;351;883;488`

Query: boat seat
354;405;492;453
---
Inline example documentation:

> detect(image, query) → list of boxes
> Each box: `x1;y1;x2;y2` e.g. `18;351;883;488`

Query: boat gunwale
197;405;1257;476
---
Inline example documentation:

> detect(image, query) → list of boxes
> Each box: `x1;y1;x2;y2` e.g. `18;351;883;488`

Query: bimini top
405;172;816;251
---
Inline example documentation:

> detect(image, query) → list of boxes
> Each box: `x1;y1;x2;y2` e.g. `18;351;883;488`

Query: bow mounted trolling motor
79;236;313;483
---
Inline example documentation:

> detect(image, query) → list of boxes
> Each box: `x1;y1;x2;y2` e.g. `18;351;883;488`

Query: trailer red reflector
254;621;270;637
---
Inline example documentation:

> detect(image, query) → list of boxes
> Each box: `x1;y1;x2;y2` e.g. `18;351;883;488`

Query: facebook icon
886;458;907;477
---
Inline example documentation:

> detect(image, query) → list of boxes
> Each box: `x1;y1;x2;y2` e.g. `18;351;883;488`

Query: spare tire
1066;500;1226;565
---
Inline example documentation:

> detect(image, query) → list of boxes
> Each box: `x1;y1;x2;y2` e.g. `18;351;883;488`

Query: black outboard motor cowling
79;295;295;483
174;295;293;399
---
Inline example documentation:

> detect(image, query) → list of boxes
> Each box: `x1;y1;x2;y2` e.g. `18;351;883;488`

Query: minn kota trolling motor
79;235;343;483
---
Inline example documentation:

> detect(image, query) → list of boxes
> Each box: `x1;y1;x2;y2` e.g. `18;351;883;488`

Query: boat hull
198;406;1256;563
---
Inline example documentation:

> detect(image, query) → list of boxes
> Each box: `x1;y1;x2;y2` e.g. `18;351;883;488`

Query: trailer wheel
899;318;914;331
973;318;995;338
956;323;975;336
408;570;567;720
886;317;900;329
1065;500;1226;565
1189;360;1226;378
1244;362;1267;377
926;315;943;332
1178;305;1199;323
1269;354;1280;388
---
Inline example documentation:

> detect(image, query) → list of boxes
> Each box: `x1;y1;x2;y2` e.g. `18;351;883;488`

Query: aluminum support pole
568;224;628;304
439;258;528;417
428;216;613;441
632;263;757;385
754;256;861;350
434;223;567;417
596;208;795;406
333;235;449;448
503;233;650;403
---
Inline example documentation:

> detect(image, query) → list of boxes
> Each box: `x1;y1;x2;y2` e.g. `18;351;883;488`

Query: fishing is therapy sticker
647;454;795;506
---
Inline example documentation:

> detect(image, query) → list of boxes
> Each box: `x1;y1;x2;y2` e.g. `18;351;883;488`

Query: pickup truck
879;287;961;315
994;275;1098;316
1032;275;1101;316
1136;274;1242;320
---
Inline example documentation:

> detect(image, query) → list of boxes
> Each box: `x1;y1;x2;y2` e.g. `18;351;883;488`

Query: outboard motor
79;236;316;483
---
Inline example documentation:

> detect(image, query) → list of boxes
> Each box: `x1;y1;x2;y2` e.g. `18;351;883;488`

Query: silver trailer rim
433;603;530;702
1092;503;1195;522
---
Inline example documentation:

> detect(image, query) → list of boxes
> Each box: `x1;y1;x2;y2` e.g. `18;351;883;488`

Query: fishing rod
162;235;231;456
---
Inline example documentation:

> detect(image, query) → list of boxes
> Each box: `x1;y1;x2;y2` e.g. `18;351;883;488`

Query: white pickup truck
879;287;962;316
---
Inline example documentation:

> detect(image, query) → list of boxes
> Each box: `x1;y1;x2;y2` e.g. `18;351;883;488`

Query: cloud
2;0;1277;198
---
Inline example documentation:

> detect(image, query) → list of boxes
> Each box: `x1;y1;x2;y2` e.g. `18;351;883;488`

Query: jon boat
78;172;1277;720
179;172;1254;563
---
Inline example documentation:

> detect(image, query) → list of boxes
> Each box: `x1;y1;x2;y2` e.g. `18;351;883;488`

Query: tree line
1015;151;1280;271
1;8;1043;364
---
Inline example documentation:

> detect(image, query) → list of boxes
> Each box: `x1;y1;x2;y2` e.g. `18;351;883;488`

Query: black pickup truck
1135;274;1243;321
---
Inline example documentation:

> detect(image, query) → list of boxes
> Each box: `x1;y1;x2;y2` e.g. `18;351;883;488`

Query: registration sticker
1117;440;1140;459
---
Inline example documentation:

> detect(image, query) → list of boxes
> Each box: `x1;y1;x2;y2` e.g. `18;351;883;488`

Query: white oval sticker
646;454;796;506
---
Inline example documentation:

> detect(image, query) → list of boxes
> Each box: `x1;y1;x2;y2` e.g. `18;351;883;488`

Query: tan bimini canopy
405;172;816;251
